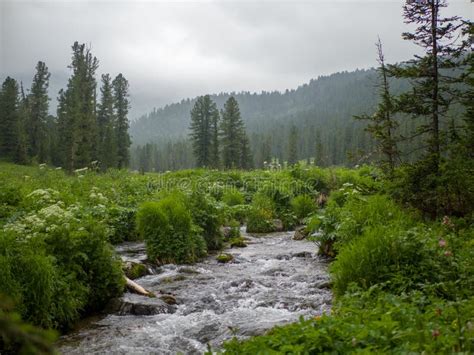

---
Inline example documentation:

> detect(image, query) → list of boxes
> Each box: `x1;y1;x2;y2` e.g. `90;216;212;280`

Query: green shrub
188;192;223;251
107;206;139;244
222;190;245;206
330;225;438;296
226;204;251;224
137;198;206;264
291;194;316;220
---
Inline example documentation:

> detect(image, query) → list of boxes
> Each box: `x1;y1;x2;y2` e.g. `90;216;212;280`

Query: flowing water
58;229;331;354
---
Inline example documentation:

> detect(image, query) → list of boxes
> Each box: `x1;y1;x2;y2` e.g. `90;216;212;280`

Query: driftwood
125;277;153;297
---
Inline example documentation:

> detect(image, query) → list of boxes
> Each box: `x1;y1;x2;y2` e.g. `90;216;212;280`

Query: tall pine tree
189;95;220;168
0;77;20;161
220;96;245;169
356;39;400;177
113;73;131;169
58;42;99;171
97;74;117;170
28;61;50;163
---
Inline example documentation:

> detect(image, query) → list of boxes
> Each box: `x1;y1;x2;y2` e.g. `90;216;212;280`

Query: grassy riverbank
0;162;374;352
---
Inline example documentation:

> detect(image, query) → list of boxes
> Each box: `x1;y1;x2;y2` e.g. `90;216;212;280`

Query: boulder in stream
107;294;175;316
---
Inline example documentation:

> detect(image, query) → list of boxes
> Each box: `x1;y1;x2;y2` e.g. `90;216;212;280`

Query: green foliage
216;253;234;263
0;295;57;355
222;287;474;354
246;192;275;233
188;192;223;251
189;95;220;168
137;197;206;264
291;194;316;220
222;189;245;206
107;206;138;244
125;263;148;280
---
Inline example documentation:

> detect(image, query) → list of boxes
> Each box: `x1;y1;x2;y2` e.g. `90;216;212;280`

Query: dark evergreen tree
97;74;117;170
240;133;253;169
356;39;400;176
58;42;99;171
220;96;245;169
189;95;219;168
16;83;30;164
0;77;20;161
28;61;50;163
113;73;131;169
389;0;467;173
287;125;298;165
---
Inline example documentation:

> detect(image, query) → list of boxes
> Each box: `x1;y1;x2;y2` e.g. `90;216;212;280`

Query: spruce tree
389;0;467;173
388;0;469;215
97;74;117;170
240;133;253;170
0;77;20;161
220;96;244;169
287;125;298;165
58;42;99;171
113;73;131;169
189;95;219;168
28;61;50;163
16;83;30;164
356;39;400;177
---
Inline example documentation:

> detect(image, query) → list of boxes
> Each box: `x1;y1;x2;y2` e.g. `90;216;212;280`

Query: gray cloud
0;0;471;119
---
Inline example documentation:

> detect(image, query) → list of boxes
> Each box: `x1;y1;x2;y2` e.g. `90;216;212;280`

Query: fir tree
240;133;253;170
389;0;468;173
113;73;131;169
0;77;20;161
189;95;219;168
28;61;50;163
356;39;400;176
59;42;99;171
97;74;117;170
16;83;30;164
220;96;244;169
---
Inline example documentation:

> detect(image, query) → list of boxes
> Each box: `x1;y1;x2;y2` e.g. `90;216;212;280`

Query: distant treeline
0;42;131;171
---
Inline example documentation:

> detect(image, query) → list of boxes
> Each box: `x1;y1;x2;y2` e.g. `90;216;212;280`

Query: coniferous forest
0;1;473;354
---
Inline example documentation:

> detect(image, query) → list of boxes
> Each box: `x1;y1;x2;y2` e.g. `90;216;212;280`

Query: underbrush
222;182;474;353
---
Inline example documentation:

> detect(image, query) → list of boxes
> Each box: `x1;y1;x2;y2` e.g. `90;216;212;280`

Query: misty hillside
130;68;412;169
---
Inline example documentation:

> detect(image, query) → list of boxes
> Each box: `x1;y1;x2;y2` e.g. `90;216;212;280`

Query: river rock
292;251;313;258
220;226;233;239
108;294;175;316
123;261;149;280
160;294;177;305
273;219;284;232
293;226;309;240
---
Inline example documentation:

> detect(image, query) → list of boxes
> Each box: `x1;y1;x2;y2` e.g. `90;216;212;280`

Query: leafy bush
291;194;316;220
188;192;223;251
246;192;276;233
330;225;435;296
222;189;245;206
107;206;139;244
137;198;206;264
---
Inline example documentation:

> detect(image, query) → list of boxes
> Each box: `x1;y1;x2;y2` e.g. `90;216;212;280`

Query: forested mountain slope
130;68;412;170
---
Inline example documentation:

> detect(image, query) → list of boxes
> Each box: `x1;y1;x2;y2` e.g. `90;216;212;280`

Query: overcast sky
0;0;472;119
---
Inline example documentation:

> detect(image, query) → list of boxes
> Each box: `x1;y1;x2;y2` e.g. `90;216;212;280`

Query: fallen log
125;276;154;297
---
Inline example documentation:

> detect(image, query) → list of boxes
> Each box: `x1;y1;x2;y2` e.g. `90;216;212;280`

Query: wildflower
442;216;454;229
444;250;453;257
438;239;447;248
352;337;357;346
432;329;440;338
